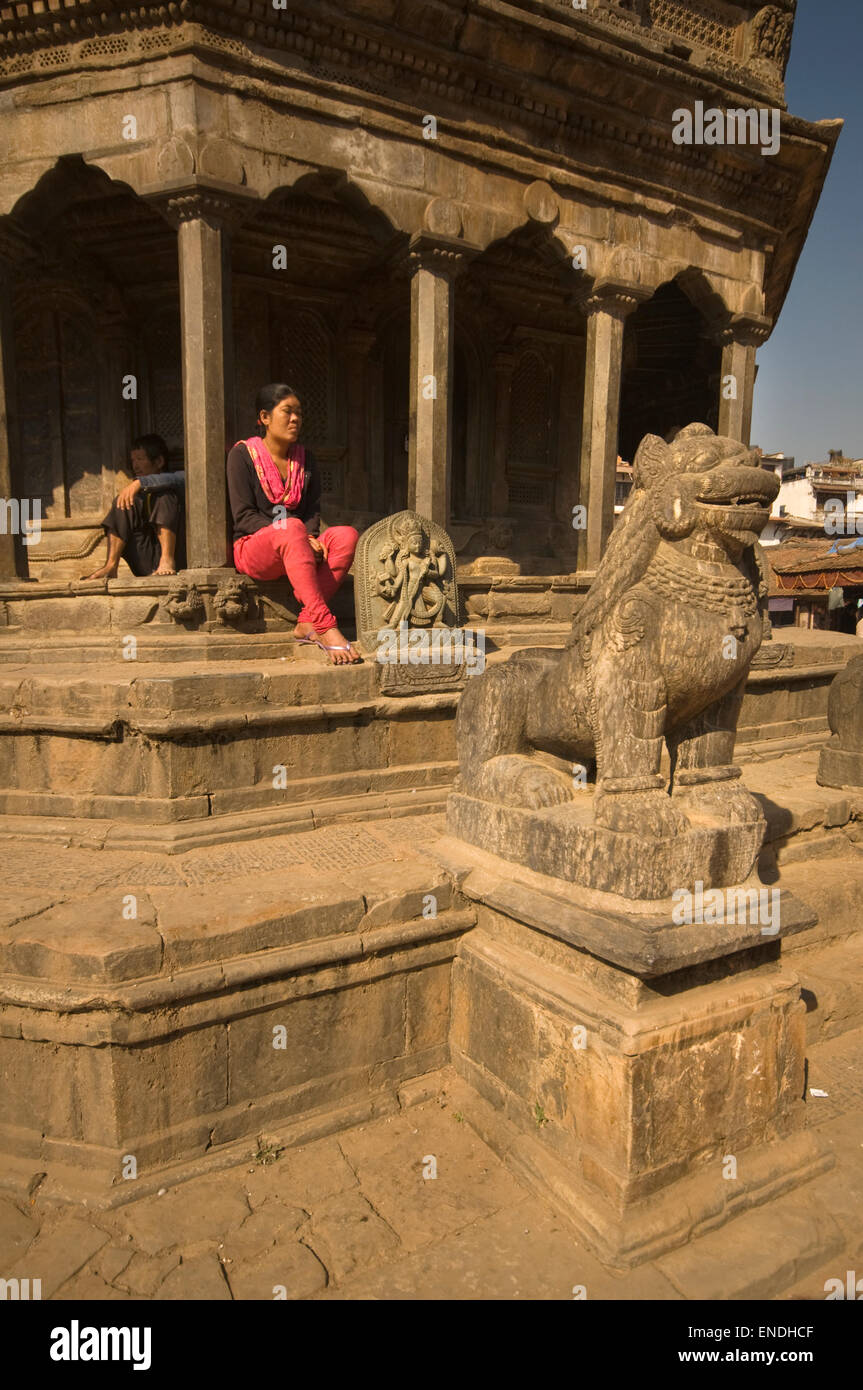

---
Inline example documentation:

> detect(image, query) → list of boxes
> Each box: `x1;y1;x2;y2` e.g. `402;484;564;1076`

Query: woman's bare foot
79;564;119;581
315;626;363;665
152;562;177;576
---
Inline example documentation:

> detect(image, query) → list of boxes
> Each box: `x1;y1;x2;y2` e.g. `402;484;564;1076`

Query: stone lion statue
457;424;780;839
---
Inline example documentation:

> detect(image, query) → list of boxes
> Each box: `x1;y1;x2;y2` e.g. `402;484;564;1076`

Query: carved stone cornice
0;7;799;236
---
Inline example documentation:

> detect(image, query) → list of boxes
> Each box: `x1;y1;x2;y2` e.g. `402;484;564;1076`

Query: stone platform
0;816;473;1194
0;655;460;850
0;621;856;854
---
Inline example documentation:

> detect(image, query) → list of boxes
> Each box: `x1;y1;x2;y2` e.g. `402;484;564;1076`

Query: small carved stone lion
457;424;780;839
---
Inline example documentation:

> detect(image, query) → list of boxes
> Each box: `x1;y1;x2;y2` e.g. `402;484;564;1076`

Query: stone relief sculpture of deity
375;514;449;628
752;5;794;72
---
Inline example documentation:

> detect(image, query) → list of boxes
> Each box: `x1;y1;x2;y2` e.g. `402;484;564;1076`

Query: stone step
652;1189;846;1301
793;935;863;1044
0;657;462;843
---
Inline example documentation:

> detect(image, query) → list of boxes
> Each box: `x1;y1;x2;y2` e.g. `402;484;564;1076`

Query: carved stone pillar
407;232;474;528
577;282;648;571
490;351;517;515
716;314;771;445
344;328;376;511
163;193;242;570
0;226;29;580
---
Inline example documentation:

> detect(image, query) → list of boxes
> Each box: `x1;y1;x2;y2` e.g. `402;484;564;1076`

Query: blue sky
750;0;863;463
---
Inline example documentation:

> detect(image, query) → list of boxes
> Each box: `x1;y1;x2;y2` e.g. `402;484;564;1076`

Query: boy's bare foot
79;564;119;581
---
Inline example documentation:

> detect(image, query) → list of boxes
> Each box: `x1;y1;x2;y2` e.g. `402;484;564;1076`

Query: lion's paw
473;755;575;810
594;789;690;838
673;782;763;825
513;764;575;809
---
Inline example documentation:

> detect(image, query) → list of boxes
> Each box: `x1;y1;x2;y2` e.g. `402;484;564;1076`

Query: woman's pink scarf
241;436;306;510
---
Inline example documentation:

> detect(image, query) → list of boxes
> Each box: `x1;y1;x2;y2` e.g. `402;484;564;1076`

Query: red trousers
234;519;359;633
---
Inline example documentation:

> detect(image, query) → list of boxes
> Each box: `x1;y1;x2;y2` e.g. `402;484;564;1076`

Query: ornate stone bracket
713;311;773;350
406;230;479;281
579;279;652;321
149;187;257;234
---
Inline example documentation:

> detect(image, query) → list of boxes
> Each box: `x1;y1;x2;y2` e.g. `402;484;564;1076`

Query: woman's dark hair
255;383;301;430
132;433;169;465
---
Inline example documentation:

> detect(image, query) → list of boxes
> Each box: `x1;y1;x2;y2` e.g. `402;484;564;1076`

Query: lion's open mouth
696;493;771;509
694;493;772;537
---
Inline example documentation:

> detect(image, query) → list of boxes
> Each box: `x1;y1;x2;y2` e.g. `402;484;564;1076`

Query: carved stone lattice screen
13;299;103;517
648;0;737;53
508;346;553;508
553;0;741;56
276;310;331;447
146;314;183;460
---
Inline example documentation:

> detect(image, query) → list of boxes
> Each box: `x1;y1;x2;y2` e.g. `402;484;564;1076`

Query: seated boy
82;435;186;579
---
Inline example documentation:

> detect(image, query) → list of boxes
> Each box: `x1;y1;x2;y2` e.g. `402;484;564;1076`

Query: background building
757;448;863;628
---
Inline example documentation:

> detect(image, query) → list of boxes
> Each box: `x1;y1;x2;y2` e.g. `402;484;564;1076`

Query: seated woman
82;434;186;579
227;384;361;665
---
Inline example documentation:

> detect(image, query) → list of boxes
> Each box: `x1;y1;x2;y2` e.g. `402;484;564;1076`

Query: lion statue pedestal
440;426;832;1271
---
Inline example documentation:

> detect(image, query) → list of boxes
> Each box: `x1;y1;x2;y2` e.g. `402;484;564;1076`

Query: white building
758;451;863;546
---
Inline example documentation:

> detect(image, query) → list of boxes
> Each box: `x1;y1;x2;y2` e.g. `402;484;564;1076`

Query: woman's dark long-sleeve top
226;443;321;543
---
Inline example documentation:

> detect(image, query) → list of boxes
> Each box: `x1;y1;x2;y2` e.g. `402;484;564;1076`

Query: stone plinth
818;652;863;788
434;835;816;976
448;790;765;900
437;838;829;1268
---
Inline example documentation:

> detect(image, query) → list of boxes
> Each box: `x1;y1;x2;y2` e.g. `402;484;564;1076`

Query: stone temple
0;0;861;1302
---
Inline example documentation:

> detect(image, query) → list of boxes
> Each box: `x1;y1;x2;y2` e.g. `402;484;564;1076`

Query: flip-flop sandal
315;641;363;661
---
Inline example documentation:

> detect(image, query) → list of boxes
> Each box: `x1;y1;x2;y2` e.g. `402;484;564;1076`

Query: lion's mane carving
457;424;780;839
